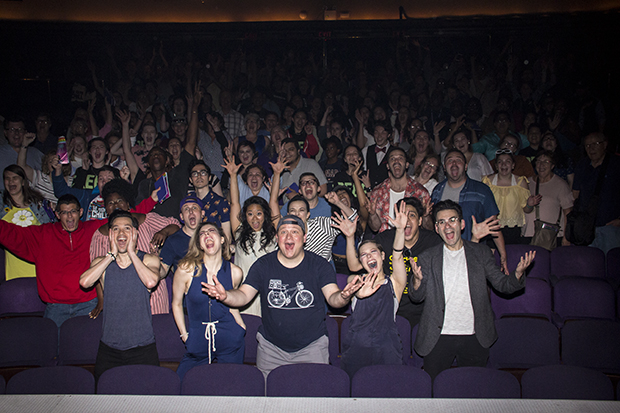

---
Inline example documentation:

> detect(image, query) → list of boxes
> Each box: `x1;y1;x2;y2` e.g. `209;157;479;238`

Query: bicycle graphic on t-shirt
267;279;314;308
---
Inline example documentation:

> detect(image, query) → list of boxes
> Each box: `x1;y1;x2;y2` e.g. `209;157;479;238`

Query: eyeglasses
191;170;209;177
585;141;605;150
425;162;438;169
58;209;79;216
8;128;25;133
300;180;318;187
496;148;514;155
536;159;551;165
436;216;460;226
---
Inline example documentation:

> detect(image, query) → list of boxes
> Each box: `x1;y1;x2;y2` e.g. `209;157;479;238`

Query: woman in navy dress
340;202;408;379
172;222;246;380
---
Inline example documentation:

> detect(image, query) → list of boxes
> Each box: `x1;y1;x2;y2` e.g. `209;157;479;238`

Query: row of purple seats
496;245;620;285
3;363;615;400
491;276;619;326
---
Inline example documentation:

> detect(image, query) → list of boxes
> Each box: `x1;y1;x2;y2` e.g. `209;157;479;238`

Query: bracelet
180;332;189;338
393;247;404;253
107;251;116;261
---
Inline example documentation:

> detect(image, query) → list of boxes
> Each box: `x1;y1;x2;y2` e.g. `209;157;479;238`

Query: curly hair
236;196;276;255
101;178;136;208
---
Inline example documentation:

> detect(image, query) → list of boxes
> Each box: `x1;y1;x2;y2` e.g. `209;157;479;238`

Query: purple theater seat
495;244;550;281
0;374;5;394
489;318;560;369
351;365;431;398
550;246;605;281
561;320;620;375
266;363;350;397
326;315;342;367
0;317;57;368
152;313;185;363
58;315;102;366
6;366;95;394
433;367;521;398
490;277;552;321
181;363;264;396
241;313;261;364
521;365;613;400
97;365;181;395
607;247;620;288
0;278;46;317
409;323;424;368
553;277;615;324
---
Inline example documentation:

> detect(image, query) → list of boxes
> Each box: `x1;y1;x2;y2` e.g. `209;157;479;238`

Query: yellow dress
2;207;41;280
482;175;530;228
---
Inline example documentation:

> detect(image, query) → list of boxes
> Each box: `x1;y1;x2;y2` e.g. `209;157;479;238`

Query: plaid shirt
218;109;245;138
369;175;430;233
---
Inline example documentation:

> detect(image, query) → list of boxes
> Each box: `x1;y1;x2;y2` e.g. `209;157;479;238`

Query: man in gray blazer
409;200;535;379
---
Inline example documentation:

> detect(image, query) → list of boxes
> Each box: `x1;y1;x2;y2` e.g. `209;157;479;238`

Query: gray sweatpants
256;332;329;378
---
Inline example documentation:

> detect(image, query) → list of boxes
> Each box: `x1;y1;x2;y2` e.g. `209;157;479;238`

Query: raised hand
355;271;382;299
201;273;227;301
340;275;364;301
331;213;358;238
222;155;241;176
128;226;138;254
108;229;119;256
116;108;131;125
150;230;167;253
433;120;446;136
471;215;500;241
120;165;130;182
410;259;423;289
387;200;408;230
324;191;340;206
515;251;536;279
269;154;288;176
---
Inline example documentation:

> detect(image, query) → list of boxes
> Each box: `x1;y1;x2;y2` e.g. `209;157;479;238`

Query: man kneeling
80;210;161;380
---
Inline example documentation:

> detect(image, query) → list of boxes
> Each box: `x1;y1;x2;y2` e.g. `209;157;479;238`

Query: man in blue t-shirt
160;195;205;278
203;214;363;377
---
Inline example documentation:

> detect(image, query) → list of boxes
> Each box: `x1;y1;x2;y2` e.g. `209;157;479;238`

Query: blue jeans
44;298;98;328
590;225;620;256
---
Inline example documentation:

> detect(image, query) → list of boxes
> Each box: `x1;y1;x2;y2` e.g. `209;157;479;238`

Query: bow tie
375;146;387;154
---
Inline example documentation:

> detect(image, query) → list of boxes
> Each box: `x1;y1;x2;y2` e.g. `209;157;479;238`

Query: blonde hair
178;222;231;278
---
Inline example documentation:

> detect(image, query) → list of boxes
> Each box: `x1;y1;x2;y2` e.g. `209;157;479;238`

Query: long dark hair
236;196;276;255
3;165;45;208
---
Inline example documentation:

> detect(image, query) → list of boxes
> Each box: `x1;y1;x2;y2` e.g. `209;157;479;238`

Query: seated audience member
483;150;532;245
522;151;573;246
188;160;232;243
431;148;509;273
0;194;101;327
340;202;410;379
80;210;161;381
72;137;110;190
1;165;53;280
159;195;205;278
572;132;620;254
540;131;574;188
224;156;278;316
279;138;328;200
410;200;534;379
368;147;430;233
90;178;180;315
288;109;320;159
362;120;393;188
489;134;535;178
0;115;44;191
202;214;364;377
413;154;441;195
449;127;493;182
281;172;331;219
172;222;246;380
319;136;344;186
473;111;529;161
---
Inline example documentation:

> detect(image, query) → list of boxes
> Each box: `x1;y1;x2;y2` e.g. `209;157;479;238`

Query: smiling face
403;204;422;243
237;145;255;166
97;170;115;194
444;151;467;183
283;142;300;165
453;132;470;153
359;242;385;273
499;136;519;153
420;157;439;181
265;114;279;132
5;121;26;149
535;154;554;178
435;209;465;250
374;125;390;147
387;150;408;180
277;223;306;260
246;203;266;232
494;113;510;135
199;224;224;256
293;111;307;132
541;133;557;152
110;217;135;254
584;134;608;165
35;116;51;136
171;119;188;138
55;202;83;232
299;176;319;202
287;200;311;224
245;117;259;134
324;142;340;161
527;126;542;147
180;202;204;231
4;170;25;198
245;166;265;192
89;140;108;165
141;125;158;147
414;131;430;153
344;146;361;166
168;138;182;161
496;153;515;177
104;192;130;215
